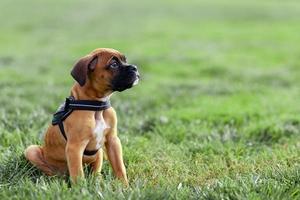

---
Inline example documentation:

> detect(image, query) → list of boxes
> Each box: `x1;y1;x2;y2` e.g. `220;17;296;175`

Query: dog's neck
71;83;112;102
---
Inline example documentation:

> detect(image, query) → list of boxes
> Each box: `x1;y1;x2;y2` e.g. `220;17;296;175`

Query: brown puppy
24;48;139;185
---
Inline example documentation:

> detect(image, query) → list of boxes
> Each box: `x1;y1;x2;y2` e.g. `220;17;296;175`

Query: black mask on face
110;63;139;92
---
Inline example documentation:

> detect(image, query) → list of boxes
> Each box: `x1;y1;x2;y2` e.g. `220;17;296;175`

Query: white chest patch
93;118;109;149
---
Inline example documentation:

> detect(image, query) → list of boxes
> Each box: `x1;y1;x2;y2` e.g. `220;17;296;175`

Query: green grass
1;0;300;199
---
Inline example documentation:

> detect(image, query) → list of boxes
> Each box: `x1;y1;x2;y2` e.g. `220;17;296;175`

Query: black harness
52;96;111;156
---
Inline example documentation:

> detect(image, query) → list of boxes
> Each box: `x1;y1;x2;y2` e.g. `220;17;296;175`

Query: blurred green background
1;0;300;199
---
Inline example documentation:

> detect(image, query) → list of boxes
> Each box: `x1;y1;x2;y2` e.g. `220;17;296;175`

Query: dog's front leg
90;149;103;174
105;130;128;186
66;140;88;183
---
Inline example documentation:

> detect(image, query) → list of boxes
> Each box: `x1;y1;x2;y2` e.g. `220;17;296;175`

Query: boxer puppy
24;48;139;185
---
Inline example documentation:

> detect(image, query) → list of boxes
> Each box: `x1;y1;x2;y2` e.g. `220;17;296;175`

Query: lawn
1;0;300;199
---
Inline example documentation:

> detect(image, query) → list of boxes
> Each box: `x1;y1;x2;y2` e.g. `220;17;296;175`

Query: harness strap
66;97;111;111
58;121;67;140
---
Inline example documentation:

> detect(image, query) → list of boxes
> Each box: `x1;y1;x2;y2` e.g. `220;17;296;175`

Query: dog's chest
93;116;108;149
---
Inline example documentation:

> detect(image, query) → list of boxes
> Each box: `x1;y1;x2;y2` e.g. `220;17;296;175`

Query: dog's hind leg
24;145;56;176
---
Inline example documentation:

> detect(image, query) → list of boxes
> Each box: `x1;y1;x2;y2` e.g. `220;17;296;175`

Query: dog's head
71;48;139;94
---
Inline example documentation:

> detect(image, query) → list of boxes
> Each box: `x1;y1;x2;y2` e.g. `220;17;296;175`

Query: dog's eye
110;61;119;69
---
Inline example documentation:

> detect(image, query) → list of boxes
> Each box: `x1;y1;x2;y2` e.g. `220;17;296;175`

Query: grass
1;0;300;199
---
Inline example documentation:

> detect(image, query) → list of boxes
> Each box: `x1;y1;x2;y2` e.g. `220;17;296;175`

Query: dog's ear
71;55;98;86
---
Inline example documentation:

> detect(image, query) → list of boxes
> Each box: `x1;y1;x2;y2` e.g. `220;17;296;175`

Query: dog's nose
127;65;138;72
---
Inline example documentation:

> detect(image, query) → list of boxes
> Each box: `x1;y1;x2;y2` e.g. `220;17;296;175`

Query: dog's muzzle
111;64;140;92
